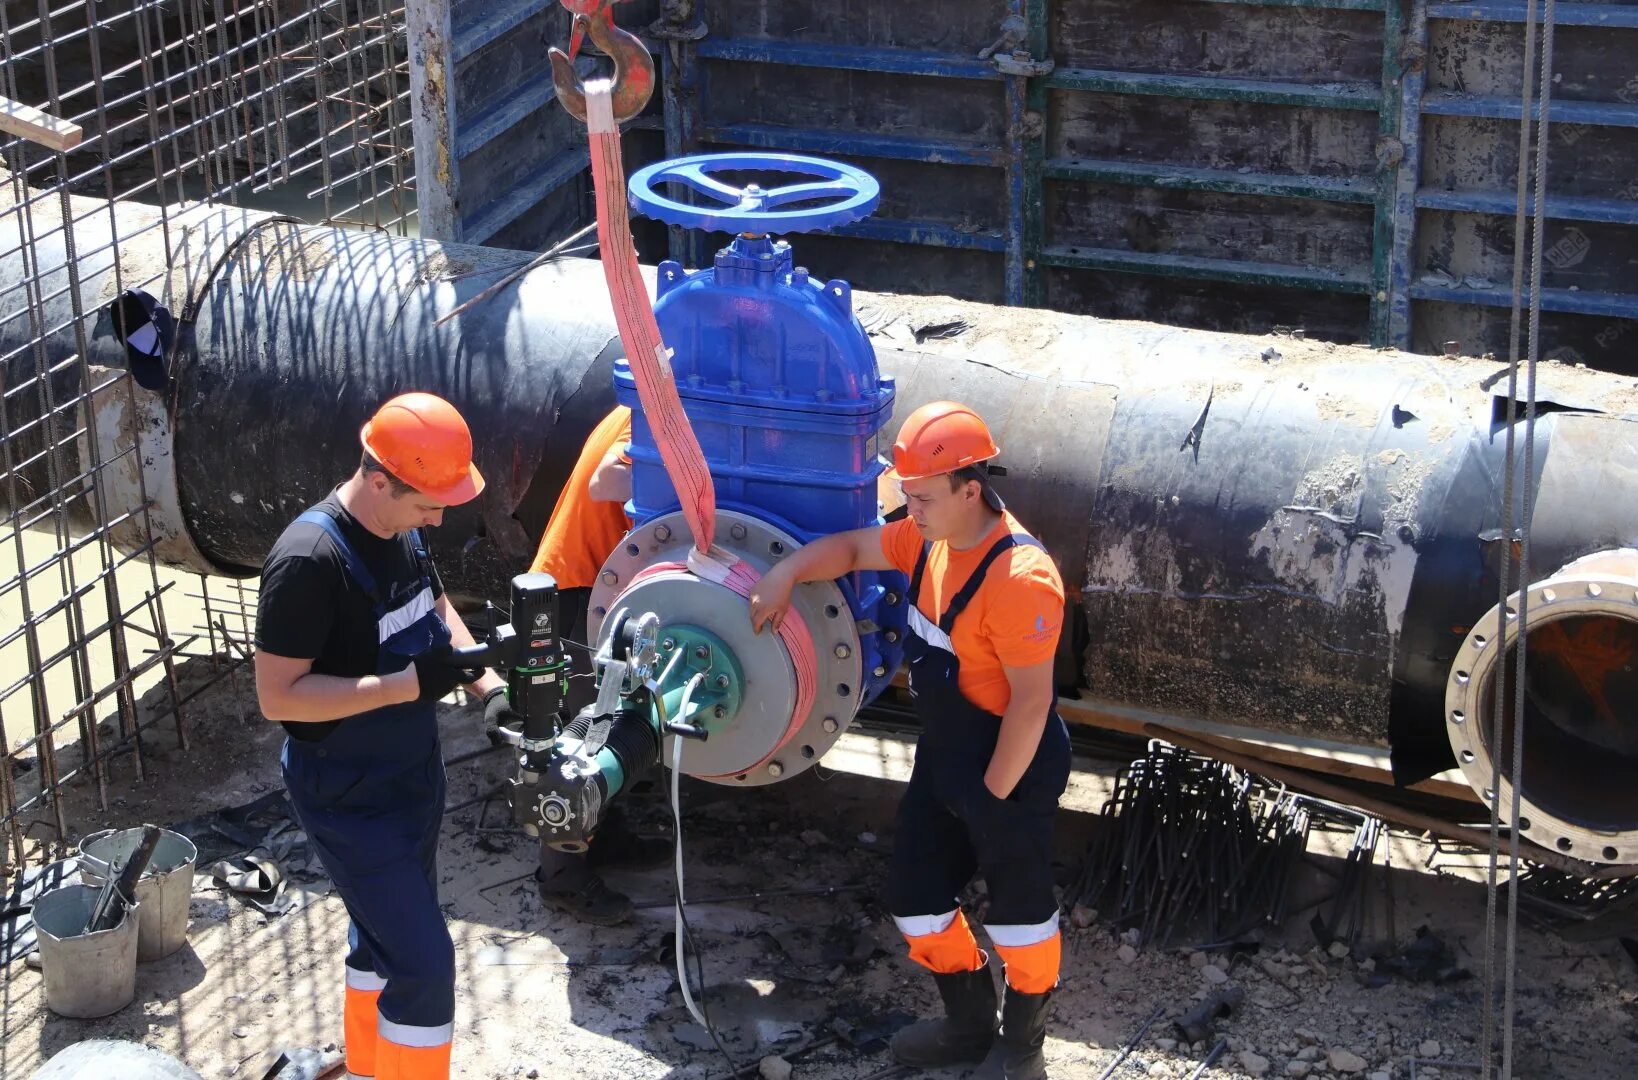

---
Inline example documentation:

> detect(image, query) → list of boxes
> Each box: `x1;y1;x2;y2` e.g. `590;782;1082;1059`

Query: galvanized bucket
79;826;196;962
32;884;139;1018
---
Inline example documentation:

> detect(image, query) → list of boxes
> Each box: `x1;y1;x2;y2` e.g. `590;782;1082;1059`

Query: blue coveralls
279;507;456;1053
887;533;1071;978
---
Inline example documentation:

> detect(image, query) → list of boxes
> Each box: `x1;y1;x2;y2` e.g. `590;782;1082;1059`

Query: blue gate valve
596;150;906;782
628;152;881;235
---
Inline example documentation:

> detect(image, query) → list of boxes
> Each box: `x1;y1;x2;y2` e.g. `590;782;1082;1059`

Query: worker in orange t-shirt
750;402;1068;1080
521;405;669;925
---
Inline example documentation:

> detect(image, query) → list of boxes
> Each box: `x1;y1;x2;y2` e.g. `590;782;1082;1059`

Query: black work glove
412;645;483;703
483;685;522;733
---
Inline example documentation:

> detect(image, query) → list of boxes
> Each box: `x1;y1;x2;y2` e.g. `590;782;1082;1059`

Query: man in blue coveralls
254;393;513;1080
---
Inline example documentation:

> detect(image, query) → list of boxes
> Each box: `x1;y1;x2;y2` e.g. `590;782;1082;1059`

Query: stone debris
1327;1048;1369;1073
1239;1051;1270;1076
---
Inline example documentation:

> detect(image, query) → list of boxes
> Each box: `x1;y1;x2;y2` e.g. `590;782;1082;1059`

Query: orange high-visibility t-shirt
880;511;1064;716
529;406;633;589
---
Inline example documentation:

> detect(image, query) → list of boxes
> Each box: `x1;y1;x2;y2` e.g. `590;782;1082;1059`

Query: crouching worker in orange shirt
749;401;1069;1080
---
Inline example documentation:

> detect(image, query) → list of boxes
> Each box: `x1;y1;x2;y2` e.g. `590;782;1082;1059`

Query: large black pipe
5;184;1638;856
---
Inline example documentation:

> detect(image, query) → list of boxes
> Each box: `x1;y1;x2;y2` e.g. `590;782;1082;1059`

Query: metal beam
1190;0;1387;9
1409;282;1638;319
1422;92;1638;128
405;0;460;241
696;38;999;81
1021;0;1050;307
452;0;552;58
1417;188;1638;225
456;78;560;159
1369;0;1407;344
464;148;591;246
1046;67;1382;111
655;2;708;267
1387;0;1431;348
833;216;1007;253
702;122;1007;167
1040;245;1374;293
1045;157;1375;203
1427;2;1638;27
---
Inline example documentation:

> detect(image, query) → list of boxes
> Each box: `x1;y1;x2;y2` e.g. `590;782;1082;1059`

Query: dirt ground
2;662;1635;1080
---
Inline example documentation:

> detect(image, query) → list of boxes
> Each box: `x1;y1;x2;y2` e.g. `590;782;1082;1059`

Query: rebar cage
0;0;413;868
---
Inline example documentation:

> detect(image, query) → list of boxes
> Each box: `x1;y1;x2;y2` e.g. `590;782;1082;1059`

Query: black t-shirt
255;492;444;741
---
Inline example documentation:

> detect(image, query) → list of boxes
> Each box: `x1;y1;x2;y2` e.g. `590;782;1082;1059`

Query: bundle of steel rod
1507;863;1638;935
1068;741;1311;947
1304;801;1381;949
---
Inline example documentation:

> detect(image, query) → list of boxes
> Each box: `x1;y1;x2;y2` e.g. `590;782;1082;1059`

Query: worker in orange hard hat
515;404;671;925
254;392;504;1080
750;401;1069;1080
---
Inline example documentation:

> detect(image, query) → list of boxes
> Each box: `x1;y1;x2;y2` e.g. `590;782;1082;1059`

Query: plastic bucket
79;826;196;961
32;884;139;1018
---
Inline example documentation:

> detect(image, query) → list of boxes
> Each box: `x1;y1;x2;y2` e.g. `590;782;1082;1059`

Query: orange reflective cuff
901;909;985;975
994;933;1061;994
375;1038;451;1080
344;985;382;1077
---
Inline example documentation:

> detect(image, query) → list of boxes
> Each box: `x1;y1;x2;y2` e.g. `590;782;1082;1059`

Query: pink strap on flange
629;555;819;774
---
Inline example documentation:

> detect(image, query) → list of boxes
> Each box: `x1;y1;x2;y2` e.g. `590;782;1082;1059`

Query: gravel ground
2;662;1634;1079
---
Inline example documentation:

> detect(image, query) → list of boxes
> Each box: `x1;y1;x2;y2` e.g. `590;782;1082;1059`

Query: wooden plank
0;96;82;152
884;670;1479;803
1058;694;1480;803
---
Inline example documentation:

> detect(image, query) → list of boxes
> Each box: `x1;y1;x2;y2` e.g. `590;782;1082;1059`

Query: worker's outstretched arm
749;526;893;634
255;651;416;723
987;658;1057;799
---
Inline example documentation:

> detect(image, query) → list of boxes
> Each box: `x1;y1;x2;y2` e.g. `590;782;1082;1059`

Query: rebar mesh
0;0;410;869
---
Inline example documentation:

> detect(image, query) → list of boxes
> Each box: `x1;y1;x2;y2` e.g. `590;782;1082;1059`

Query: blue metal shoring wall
690;9;1020;293
408;0;1638;368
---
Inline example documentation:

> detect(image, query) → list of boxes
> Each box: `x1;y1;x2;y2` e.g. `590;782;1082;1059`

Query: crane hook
549;1;656;124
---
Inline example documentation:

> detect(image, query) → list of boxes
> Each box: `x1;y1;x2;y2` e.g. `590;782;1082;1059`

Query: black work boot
587;806;673;871
889;967;998;1068
536;848;633;926
974;985;1052;1080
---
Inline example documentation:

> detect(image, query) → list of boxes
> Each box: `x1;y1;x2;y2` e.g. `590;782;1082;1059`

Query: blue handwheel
628;152;880;235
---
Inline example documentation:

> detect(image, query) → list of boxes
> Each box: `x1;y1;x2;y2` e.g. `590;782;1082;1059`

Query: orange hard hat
887;401;1000;482
359;392;485;505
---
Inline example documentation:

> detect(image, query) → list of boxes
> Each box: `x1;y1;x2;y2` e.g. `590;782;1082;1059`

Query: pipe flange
589;509;863;786
1444;548;1638;865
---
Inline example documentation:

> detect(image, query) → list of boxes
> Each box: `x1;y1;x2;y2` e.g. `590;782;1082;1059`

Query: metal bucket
79;826;196;961
32;884;139;1018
